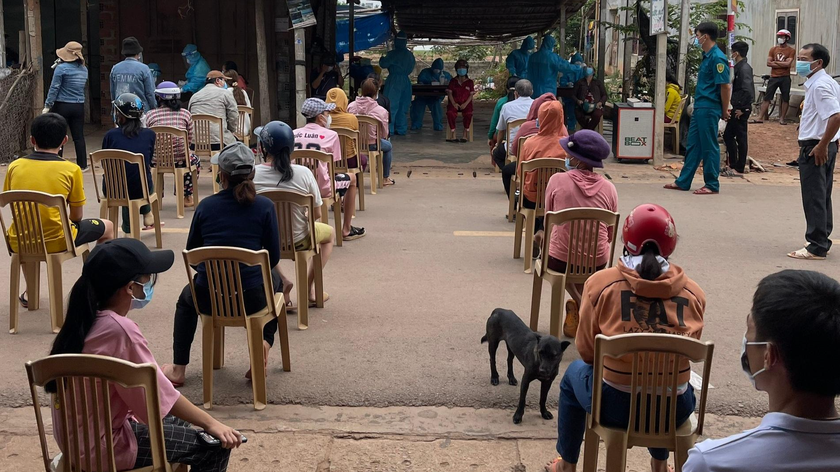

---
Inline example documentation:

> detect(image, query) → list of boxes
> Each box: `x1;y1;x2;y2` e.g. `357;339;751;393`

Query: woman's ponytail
637;243;664;281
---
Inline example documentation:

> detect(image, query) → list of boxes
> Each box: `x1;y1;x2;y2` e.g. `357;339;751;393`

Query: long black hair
118;115;142;138
506;75;520;102
160;97;181;111
270;147;294;183
636;242;664;281
45;274;119;393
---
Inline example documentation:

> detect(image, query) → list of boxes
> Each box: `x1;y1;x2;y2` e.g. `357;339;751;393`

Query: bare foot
161;364;186;387
650;457;672;472
245;341;271;380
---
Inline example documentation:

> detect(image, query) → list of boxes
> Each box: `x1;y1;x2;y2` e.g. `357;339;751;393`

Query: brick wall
99;0;120;125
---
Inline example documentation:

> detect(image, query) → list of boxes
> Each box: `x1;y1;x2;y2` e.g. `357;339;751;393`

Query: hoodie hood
432;58;444;70
527;93;557;121
571;52;584;64
325;87;349;113
521;36;535;51
667;83;681;93
541;35;556;52
617;259;688;299
536;100;566;137
395;31;408;50
566;168;611;198
350;96;380;113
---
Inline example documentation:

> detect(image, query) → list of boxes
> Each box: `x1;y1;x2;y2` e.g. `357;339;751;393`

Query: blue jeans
370;139;393;178
556;360;696;463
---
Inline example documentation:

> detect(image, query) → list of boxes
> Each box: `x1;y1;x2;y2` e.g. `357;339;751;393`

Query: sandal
787;247;826;260
779;121;788;125
544;457;563;472
446;139;458;143
383;178;396;186
284;300;297;314
343;226;366;241
161;364;185;388
748;119;763;124
142;221;165;231
309;291;330;308
19;292;28;309
458;138;468;143
693;187;719;195
663;183;686;191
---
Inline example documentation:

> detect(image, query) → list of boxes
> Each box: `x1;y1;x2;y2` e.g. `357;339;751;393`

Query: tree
430;45;493;62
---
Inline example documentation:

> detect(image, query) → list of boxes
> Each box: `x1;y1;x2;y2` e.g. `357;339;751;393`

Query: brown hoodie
326;87;358;159
576;260;706;385
510;93;560;157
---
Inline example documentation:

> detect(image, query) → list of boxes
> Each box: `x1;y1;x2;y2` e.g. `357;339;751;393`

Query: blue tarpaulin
336;12;391;54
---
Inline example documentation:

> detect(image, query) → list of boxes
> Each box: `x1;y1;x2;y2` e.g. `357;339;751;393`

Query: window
776;9;798;46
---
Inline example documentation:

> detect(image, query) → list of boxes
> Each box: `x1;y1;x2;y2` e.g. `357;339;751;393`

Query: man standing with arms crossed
666;22;730;195
755;30;794;125
788;43;840;260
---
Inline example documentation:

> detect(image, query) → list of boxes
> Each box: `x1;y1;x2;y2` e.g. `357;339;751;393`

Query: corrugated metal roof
380;0;588;40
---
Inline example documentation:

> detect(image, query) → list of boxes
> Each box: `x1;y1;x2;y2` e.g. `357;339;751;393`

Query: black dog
481;308;571;424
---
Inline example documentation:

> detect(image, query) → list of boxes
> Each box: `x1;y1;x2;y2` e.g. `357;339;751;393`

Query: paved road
1;169;837;417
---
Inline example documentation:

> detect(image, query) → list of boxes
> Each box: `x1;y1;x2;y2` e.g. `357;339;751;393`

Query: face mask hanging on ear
740;334;771;388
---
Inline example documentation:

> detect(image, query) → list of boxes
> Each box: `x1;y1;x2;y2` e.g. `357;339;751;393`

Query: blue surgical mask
740;334;771;388
223;82;229;89
564;157;573;170
692;37;701;48
456;68;468;77
796;60;815;77
432;68;441;74
586;67;594;77
130;279;155;310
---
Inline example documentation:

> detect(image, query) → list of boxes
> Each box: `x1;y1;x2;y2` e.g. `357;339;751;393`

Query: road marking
453;231;515;237
158;227;191;234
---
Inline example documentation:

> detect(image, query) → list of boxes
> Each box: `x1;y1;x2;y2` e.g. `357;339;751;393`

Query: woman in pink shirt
545;130;617;338
46;239;241;471
348;78;395;185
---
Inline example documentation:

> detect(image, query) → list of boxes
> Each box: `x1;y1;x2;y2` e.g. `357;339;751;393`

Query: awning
336;12;392;54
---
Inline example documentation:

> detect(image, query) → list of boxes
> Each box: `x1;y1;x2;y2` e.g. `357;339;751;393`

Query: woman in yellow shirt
664;72;683;123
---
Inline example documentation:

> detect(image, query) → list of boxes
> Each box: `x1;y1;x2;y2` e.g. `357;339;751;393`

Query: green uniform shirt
694;46;730;109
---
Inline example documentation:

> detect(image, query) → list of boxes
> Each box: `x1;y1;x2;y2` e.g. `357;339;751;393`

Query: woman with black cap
46;238;242;471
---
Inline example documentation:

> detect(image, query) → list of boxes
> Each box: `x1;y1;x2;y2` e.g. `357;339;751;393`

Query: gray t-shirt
253;163;323;243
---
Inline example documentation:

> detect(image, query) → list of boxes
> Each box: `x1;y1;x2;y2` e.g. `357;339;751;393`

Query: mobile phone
197;430;248;446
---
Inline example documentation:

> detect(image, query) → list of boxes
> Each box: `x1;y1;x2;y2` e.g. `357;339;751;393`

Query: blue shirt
110;58;157;110
186;189;281;290
694;46;730;109
101;127;156;200
45;62;88;107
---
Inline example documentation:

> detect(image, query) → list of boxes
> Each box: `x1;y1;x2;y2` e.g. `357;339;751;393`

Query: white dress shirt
497;96;534;148
683;412;840;472
798;68;840;142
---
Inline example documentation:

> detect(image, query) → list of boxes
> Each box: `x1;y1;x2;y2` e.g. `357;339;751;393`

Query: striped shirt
143;107;193;162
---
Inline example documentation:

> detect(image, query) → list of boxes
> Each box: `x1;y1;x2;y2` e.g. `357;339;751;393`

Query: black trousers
502;162;517;196
173;269;282;366
492;143;508;169
723;110;750;172
798;139;837;257
52;102;87;168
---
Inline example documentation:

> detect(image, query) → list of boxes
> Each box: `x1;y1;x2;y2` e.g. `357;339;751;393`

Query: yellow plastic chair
504;118;528;165
513;158;565;273
664;95;688;153
0;191;91;334
26;354;186;472
507;134;535;223
236;105;253;146
258;189;325;330
332;126;366;211
89;150;162;248
356;114;383;193
529;208;620;338
291;149;344;247
183;247;291;411
583;333;715;472
150;126;199;219
191;114;225;194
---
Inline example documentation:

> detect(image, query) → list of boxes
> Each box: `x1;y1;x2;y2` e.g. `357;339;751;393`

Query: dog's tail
480;334;488;344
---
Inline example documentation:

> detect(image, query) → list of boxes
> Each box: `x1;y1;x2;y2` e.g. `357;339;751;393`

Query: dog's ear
560;340;571;352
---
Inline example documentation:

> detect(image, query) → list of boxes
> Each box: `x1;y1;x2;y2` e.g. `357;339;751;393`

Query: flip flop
446;139;458;143
383;178;396;186
787;247;826;260
748;119;763;124
693;187;719;195
663;183;687;191
19;292;28;309
458;138;468;143
779;121;788;125
309;291;330;308
544;457;563;472
343;226;366;241
142;221;165;231
284;300;297;314
160;364;185;388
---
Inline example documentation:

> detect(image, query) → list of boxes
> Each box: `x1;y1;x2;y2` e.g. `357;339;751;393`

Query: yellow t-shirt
3;152;86;253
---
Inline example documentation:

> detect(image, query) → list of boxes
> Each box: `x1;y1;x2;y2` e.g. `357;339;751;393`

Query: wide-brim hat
559;130;611;168
56;41;84;64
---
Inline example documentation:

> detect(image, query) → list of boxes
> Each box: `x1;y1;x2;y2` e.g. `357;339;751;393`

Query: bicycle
752;74;776;119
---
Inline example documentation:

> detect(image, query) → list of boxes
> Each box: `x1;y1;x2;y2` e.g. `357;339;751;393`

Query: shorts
295;222;333;251
335;173;352;197
72;219;106;246
765;76;791;103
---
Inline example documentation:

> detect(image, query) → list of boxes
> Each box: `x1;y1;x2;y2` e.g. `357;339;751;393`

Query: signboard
287;0;316;29
650;0;667;35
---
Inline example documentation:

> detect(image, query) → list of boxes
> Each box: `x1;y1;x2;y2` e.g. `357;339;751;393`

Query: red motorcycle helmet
622;204;678;257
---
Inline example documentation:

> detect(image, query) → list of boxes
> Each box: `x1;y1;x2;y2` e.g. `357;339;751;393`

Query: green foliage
430;45;493;62
556;0;596;53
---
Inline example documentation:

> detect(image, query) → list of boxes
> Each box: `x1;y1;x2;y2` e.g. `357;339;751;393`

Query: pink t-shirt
545;169;618;267
293;123;342;197
51;310;181;471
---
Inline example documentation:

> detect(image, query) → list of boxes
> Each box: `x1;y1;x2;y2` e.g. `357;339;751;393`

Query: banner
336;12;391;54
287;0;316;29
650;0;667;35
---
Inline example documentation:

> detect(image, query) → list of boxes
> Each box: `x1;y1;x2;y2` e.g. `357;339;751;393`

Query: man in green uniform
666;22;731;195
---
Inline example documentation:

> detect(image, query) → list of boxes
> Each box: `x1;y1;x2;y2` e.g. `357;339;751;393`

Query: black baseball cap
82;239;174;295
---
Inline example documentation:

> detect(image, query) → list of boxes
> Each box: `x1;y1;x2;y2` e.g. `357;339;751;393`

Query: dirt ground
746;120;801;167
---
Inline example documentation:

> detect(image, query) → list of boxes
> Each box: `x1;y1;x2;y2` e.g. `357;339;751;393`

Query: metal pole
622;0;633;100
349;0;355;97
727;0;736;82
653;7;668;166
254;0;271;125
559;7;566;58
596;0;607;79
294;28;306;128
676;0;690;88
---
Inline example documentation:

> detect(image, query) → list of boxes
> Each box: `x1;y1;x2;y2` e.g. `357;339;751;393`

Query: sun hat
559;130;611;168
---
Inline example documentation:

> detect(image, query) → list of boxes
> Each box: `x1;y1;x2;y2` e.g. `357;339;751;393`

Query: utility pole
559;7;566;58
676;0;690;88
651;0;667;166
622;0;634;100
255;0;271;126
596;0;607;79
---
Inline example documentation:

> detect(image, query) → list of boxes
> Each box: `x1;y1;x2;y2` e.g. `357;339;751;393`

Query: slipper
458;138;468;143
779;121;788;125
693;187;719;195
383;178;396;186
161;364;185;388
748;119;763;124
284;300;297;314
544;457;563;472
142;221;165;231
787;247;826;260
663;183;687;191
19;292;28;309
446;139;458;143
309;291;330;308
343;226;366;241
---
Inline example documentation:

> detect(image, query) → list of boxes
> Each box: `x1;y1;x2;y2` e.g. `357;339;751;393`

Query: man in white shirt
788;43;840;260
683;269;840;472
187;70;239;148
491;79;535;169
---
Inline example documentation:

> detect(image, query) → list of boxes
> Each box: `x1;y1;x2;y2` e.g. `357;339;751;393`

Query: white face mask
777;37;786;45
740;334;771;388
324;114;332;128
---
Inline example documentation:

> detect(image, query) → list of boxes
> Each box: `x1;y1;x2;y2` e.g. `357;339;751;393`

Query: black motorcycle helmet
254;121;295;157
112;93;144;120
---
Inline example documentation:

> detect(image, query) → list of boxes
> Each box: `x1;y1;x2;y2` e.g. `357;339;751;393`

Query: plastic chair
236;105;253;146
513;158;565;273
583;333;714;472
26;354;186;472
507;134;535;223
332;126;366;211
89;150;162;248
664;95;687;153
191;114;225;194
292;149;344;247
529;208;620;338
0;191;91;334
183;247;291;411
150;126;199;219
258;189;325;330
504;118;528;165
356;115;383;193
